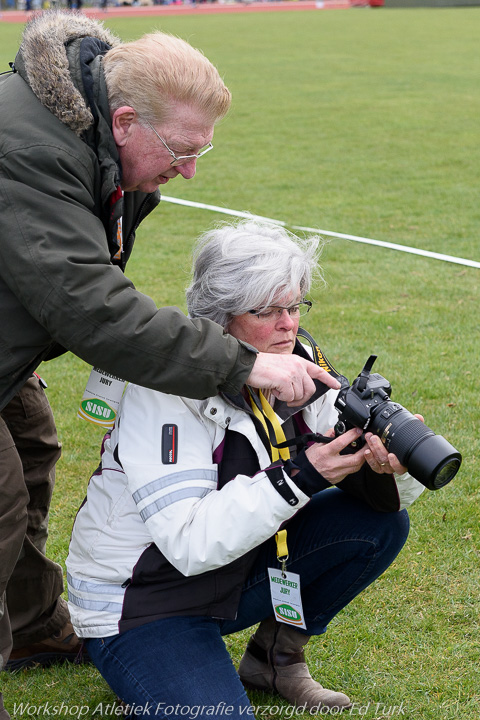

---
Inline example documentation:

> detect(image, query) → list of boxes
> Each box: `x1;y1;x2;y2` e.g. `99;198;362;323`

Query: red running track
0;1;351;23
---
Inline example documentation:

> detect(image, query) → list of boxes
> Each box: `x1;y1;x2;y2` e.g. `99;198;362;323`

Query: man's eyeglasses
143;118;213;167
248;300;312;321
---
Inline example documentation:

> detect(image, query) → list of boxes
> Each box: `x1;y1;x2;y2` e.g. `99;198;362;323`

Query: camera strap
0;63;16;76
296;327;343;382
247;388;291;462
247;330;341;459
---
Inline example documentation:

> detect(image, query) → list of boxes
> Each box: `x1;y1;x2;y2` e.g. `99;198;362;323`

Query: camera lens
432;457;462;489
406;434;462;490
370;404;462;491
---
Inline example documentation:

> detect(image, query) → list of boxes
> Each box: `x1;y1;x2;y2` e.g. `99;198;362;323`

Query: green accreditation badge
77;367;127;430
268;567;306;629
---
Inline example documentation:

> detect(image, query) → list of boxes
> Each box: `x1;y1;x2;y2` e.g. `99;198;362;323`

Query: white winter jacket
67;376;424;638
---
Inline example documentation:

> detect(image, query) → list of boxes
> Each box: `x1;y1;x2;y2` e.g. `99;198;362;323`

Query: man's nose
177;158;197;180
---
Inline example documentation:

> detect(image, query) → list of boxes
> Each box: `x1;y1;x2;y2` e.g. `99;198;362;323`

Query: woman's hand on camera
363;433;405;475
364;414;425;476
302;414;425;485
304;427;367;485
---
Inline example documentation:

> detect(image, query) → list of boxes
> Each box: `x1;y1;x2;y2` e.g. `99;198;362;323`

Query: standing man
0;11;338;714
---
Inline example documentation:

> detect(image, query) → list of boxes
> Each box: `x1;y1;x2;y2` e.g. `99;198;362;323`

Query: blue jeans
86;489;409;718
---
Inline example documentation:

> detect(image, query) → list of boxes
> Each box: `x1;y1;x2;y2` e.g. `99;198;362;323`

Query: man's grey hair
103;31;231;127
186;219;324;330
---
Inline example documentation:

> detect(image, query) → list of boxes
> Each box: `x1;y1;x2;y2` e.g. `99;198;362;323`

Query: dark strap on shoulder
296;327;343;381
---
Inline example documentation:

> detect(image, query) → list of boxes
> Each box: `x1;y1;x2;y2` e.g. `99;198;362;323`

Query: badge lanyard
78;189;126;429
247;388;305;626
110;185;124;263
276;529;289;577
112;216;123;262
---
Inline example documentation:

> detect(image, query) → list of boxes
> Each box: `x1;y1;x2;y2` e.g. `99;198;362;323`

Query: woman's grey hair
186;219;324;330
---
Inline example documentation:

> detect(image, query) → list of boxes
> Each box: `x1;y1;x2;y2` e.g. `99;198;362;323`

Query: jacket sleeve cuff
283;449;332;497
219;341;258;395
264;464;300;506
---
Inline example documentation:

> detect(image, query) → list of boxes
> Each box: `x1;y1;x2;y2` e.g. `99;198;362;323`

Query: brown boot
6;621;88;671
238;617;352;712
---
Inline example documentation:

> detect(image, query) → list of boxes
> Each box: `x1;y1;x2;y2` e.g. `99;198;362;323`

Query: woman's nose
276;309;295;329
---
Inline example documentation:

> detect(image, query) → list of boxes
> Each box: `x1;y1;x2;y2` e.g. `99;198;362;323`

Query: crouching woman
67;220;424;717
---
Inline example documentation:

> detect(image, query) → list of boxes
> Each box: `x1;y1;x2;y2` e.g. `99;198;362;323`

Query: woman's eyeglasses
248;300;312;321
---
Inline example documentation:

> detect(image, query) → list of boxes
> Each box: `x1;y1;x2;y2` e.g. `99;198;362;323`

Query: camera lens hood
406;434;462;490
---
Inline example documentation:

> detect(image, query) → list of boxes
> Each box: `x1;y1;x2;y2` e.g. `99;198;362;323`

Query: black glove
284;449;332;497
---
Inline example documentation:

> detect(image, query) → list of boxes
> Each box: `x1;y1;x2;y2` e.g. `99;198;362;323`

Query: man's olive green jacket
0;11;254;410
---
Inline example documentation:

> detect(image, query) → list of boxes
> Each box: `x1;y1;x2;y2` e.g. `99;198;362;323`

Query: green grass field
1;7;479;719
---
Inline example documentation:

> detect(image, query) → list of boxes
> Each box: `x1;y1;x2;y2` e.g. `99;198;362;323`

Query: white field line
162;195;480;270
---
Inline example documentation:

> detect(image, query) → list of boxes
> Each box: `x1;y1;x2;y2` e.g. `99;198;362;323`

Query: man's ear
111;107;137;147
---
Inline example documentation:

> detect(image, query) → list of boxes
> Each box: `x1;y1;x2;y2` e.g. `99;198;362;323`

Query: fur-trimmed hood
16;10;120;135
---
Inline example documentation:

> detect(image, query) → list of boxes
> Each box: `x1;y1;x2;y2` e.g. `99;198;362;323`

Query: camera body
334;369;392;443
333;355;462;491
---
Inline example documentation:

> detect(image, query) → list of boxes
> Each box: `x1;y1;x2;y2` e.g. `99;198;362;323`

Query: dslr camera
334;355;462;491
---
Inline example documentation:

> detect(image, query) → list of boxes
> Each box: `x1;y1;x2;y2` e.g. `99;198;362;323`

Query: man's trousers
0;375;66;670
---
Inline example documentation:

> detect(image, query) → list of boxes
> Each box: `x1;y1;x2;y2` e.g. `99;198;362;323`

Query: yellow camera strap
247;331;345;461
247;388;291;462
